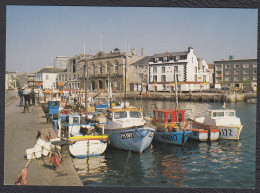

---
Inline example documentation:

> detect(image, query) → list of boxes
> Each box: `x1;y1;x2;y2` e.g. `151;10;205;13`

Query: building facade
214;58;257;90
35;67;62;89
86;48;144;93
16;73;35;88
129;56;151;91
5;71;18;89
148;47;210;92
54;56;71;70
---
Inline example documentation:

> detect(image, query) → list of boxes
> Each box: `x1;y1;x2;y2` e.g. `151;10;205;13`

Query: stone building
86;48;144;93
5;71;18;89
65;54;92;90
54;56;71;70
16;72;35;88
214;57;257;91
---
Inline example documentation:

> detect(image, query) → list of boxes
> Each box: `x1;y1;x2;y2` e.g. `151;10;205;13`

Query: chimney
141;48;145;56
229;55;234;60
131;48;136;56
188;47;193;53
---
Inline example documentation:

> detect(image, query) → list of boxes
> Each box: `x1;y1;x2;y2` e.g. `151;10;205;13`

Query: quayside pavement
4;98;82;186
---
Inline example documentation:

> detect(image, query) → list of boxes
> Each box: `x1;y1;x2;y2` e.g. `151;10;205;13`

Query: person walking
31;88;36;105
22;87;30;106
18;88;23;107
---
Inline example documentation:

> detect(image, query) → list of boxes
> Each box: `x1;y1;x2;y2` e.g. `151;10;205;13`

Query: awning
57;83;64;86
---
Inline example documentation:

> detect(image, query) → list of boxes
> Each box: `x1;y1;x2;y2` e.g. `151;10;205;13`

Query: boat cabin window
107;112;113;120
162;113;165;122
50;101;59;106
168;113;172;123
73;117;79;124
154;111;158;121
212;112;224;117
158;112;161;122
130;111;142;118
226;111;235;117
114;111;127;119
178;113;183;122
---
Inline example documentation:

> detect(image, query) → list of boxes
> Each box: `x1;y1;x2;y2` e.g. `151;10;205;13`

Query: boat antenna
84;61;88;121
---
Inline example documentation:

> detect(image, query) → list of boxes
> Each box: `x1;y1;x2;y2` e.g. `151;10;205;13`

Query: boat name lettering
220;129;233;136
120;132;133;139
161;134;177;141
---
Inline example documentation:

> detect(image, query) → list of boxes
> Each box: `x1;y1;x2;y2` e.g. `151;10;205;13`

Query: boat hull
154;131;192;145
104;127;155;153
69;138;108;158
217;125;243;140
189;128;219;141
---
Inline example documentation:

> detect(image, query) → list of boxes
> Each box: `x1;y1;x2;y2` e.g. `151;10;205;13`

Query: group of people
18;87;36;107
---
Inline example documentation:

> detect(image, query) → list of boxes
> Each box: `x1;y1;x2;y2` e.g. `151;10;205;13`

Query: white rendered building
35;67;62;89
148;47;210;92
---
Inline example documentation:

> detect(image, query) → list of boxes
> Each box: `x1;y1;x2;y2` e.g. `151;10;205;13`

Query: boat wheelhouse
153;109;192;145
97;106;155;153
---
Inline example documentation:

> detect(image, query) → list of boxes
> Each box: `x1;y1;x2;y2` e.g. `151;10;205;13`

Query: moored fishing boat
152;109;192;145
57;114;109;157
189;109;243;140
97;105;155;153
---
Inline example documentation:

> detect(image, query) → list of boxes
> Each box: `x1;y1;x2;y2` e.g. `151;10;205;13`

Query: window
234;76;239;81
174;66;178;73
155;112;158;121
212;112;224;117
162;67;165;73
243;70;249;74
92;63;95;75
225;70;231;75
73;117;79;124
153;75;157;82
161;75;166;82
243;64;249;68
163;57;167;62
134;65;137;69
114;80;119;88
162;113;165;122
46;75;49;80
168;114;171;123
225;64;230;69
114;112;127;119
115;62;119;74
139;65;143;69
153;67;157;74
106;63;109;74
155;58;159;63
158;112;161;122
178;113;183;122
253;70;257;74
227;111;235;117
225;77;231;81
234;70;240;75
99;63;103;75
130;111;142;118
253;76;257;81
195;67;197;73
215;65;222;71
253;63;257;68
234;64;240;68
243;76;249;81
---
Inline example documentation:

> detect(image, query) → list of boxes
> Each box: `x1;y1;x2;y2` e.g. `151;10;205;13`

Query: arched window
99;80;103;89
92;81;95;90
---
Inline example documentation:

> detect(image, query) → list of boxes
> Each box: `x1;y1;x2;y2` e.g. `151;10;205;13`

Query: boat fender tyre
136;128;150;137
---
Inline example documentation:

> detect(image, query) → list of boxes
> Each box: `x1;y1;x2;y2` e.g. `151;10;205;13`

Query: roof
131;56;152;65
152;51;188;58
37;67;63;74
214;58;257;62
153;109;186;113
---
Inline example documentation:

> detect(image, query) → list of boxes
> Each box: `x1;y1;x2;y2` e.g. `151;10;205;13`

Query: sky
6;6;258;73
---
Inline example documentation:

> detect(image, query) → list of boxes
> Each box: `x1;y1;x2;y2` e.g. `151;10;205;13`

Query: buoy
99;101;103;105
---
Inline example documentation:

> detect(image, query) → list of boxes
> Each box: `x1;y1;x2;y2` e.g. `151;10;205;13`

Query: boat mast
174;68;178;110
84;45;88;120
124;53;127;108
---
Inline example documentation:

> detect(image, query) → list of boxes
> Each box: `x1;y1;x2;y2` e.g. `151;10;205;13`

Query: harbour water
72;100;256;188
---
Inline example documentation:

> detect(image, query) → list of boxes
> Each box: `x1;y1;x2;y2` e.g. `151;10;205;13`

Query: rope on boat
123;150;131;179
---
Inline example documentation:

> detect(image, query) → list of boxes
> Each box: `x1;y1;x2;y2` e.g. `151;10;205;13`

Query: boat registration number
121;132;133;139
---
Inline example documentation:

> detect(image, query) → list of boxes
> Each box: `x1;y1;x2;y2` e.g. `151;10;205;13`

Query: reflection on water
73;101;256;188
